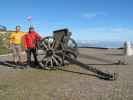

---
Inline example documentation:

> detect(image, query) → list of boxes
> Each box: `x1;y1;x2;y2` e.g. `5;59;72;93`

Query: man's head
29;26;35;33
16;25;21;32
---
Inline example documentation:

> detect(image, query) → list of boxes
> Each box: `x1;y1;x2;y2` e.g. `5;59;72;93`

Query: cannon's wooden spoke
37;50;47;64
38;50;46;55
52;56;60;66
42;56;49;66
47;39;51;49
40;40;48;50
53;54;62;65
44;41;48;49
46;37;54;49
45;57;50;67
54;50;63;54
50;58;53;67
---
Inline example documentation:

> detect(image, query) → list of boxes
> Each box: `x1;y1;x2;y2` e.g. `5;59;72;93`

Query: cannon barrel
65;54;117;80
37;28;117;80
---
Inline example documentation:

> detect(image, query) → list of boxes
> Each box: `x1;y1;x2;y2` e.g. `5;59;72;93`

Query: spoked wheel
64;38;79;60
37;36;63;69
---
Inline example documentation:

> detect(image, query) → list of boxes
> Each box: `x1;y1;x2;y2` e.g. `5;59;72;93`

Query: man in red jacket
23;27;42;67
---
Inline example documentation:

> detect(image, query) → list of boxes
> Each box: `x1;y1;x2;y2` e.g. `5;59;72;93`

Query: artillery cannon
37;29;117;80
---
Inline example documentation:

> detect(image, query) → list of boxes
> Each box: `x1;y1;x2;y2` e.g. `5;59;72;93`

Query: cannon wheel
63;38;79;62
37;36;63;69
37;37;78;69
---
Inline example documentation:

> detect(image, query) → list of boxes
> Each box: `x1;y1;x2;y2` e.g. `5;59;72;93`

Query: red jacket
23;32;42;49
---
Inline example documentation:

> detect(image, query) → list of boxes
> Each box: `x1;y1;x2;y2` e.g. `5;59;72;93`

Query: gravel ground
0;48;133;100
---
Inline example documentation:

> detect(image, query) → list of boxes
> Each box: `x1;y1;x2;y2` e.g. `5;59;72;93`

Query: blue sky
0;0;133;41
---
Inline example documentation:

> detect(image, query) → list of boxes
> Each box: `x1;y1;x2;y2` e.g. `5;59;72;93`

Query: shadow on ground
0;61;109;80
0;61;37;69
105;53;124;56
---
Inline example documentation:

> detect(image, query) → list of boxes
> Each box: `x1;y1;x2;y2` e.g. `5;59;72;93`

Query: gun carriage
37;29;117;80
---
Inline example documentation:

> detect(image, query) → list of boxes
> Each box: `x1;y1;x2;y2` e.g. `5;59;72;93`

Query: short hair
16;25;21;29
29;26;34;29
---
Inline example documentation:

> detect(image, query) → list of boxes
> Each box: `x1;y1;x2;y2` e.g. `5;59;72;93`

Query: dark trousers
26;48;38;65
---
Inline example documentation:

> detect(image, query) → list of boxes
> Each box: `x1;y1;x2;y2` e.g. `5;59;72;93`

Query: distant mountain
77;40;124;48
0;25;7;31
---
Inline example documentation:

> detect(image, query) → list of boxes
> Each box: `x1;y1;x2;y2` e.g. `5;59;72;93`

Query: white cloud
83;13;97;19
82;12;106;19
